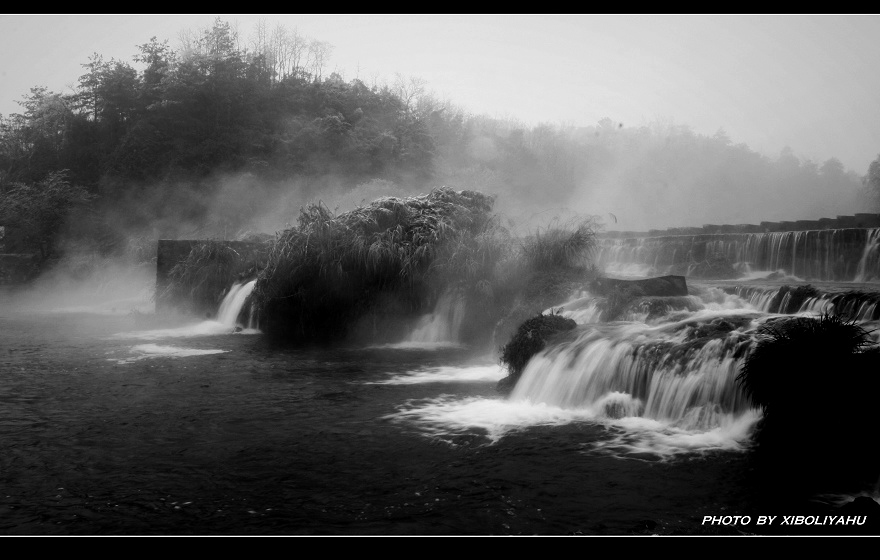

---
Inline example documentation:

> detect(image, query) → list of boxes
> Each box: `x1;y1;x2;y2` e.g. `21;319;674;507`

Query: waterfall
508;318;756;431
391;279;879;458
407;289;466;344
728;285;880;321
112;279;259;348
856;228;880;282
216;280;257;329
596;228;879;281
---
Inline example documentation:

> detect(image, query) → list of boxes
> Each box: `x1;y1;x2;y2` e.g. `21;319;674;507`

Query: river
0;273;877;536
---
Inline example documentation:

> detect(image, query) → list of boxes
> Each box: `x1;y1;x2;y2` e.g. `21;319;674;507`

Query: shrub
519;218;598;271
737;314;872;414
737;314;880;493
497;311;577;393
163;239;269;316
251;187;499;343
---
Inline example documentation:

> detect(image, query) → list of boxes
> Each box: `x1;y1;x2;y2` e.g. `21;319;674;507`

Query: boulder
590;275;688;297
496;312;578;394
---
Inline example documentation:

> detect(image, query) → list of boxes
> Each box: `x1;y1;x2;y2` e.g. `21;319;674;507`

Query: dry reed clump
489;218;601;347
516;218;600;305
520;219;598;272
251;187;499;342
163;239;269;315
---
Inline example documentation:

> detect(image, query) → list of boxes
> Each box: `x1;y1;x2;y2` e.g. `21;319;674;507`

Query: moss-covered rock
496;312;577;393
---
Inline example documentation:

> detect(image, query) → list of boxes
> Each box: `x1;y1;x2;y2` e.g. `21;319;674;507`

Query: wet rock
839;496;880;515
591;275;688;298
496;313;577;394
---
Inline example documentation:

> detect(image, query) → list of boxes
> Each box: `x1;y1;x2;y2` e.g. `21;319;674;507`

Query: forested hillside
0;18;874;277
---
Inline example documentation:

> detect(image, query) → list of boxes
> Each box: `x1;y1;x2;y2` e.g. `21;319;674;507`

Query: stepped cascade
596;227;880;282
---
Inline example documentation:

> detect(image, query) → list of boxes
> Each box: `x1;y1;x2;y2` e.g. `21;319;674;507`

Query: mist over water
5;228;880;534
1;16;878;534
1;257;155;316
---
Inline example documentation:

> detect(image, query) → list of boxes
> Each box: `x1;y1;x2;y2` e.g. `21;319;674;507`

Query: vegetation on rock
163;238;270;316
251;188;497;342
497;312;578;393
737;314;880;493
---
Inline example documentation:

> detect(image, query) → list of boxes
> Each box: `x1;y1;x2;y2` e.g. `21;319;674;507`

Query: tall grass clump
519;218;599;300
251;188;500;343
520;219;597;272
490;217;601;347
163;238;269;316
737;314;880;493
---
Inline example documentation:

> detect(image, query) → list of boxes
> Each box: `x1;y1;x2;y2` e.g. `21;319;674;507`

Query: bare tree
287;28;309;80
249;19;270;61
393;74;427;117
308;40;333;82
177;27;200;61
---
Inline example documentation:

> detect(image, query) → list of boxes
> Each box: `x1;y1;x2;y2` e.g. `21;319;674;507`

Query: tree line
0;17;876;271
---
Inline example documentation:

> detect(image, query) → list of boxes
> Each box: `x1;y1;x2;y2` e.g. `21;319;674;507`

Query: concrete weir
601;213;880;239
597;213;880;282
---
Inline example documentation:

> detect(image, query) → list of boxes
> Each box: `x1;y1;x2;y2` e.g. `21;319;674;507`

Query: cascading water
856;228;880;283
408;289;466;344
596;227;880;282
115;279;260;341
508;316;756;433
216;280;258;329
387;284;772;457
373;289;467;349
108;279;259;364
727;285;880;321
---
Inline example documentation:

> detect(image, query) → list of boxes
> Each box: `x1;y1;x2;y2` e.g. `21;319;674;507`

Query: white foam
366;341;466;351
386;393;761;458
114;280;261;339
385;395;597;443
590;409;761;460
111;343;228;364
366;364;505;385
113;320;245;340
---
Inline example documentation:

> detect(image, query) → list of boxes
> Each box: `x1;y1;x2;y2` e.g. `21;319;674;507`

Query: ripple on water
111;344;229;364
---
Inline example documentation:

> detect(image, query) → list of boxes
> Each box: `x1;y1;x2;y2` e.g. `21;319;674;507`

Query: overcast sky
1;14;878;174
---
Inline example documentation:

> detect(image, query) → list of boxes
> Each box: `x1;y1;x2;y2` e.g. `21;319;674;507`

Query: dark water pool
0;310;874;536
